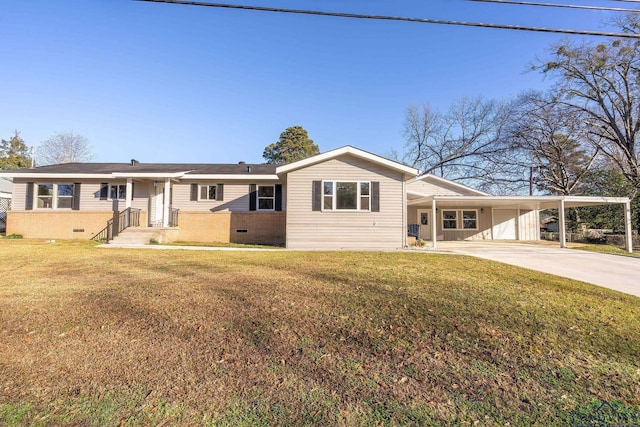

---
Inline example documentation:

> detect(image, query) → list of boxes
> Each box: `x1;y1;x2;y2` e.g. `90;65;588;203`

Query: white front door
416;209;432;240
153;186;164;226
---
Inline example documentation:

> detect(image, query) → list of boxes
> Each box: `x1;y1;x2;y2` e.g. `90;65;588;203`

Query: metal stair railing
91;208;141;243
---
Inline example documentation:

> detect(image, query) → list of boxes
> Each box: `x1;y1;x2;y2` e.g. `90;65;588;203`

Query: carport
407;193;633;253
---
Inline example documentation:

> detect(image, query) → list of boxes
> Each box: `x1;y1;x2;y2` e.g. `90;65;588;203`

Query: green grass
0;239;638;426
572;243;640;258
163;240;283;249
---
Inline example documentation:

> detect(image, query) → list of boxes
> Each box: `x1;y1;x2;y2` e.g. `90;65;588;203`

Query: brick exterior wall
8;210;285;245
177;211;286;246
7;211;118;239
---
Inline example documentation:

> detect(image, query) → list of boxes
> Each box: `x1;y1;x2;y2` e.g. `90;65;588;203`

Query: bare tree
509;92;600;195
38;131;94;165
401;97;527;193
534;24;640;193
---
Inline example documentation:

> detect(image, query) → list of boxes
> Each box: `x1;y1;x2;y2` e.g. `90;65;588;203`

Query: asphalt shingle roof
7;162;277;175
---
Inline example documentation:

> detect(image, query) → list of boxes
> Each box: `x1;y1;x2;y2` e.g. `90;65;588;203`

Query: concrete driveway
434;241;640;298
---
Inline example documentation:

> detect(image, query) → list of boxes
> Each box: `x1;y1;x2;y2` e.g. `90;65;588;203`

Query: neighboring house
0;146;633;251
0;177;12;232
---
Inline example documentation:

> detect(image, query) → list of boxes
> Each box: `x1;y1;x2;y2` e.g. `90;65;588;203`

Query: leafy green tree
577;167;639;232
0;130;31;170
263;126;319;165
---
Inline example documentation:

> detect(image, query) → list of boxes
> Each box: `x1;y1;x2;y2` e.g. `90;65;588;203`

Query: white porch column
163;178;170;227
624;200;633;253
558;199;567;248
125;178;132;209
431;198;437;249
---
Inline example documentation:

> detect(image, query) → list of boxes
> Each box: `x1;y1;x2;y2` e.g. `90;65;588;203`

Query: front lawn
1;240;638;426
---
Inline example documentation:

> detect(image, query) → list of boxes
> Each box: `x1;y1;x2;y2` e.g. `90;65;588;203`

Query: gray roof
5;162;277;175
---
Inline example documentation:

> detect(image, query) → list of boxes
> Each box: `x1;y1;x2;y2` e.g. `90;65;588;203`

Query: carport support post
432;198;437;249
624;200;633;253
558;199;567;249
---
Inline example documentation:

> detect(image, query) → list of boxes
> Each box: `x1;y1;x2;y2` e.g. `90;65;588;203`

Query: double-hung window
442;210;457;229
322;181;370;211
462;210;478;229
200;185;217;201
35;183;75;209
110;184;126;200
441;209;478;230
257;185;275;210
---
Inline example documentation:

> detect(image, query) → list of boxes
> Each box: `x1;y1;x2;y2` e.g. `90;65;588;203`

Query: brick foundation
7;211;118;240
174;211;286;246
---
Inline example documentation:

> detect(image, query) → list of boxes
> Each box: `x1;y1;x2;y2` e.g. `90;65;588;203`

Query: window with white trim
322;181;371;211
109;184;126;200
462;210;478;229
441;209;478;230
36;183;74;209
442;210;457;229
257;185;275;210
200;184;217;201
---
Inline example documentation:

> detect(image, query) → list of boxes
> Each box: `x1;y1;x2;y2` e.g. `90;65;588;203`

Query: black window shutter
312;180;321;211
249;184;257;211
371;181;380;212
72;183;81;210
131;182;134;201
216;184;224;201
25;182;34;210
99;183;108;200
275;184;282;211
190;183;198;201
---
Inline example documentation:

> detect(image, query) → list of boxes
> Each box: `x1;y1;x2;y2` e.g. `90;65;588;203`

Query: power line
470;0;640;13
133;0;640;38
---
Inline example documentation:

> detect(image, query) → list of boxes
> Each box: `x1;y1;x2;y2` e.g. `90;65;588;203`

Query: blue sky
0;0;625;164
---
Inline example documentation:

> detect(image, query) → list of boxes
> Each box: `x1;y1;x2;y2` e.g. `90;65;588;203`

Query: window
442;210;457;229
37;184;53;208
420;211;429;226
322;181;371;211
441;209;478;230
462;210;478;229
200;185;217;201
36;183;75;209
57;184;74;209
257;185;274;210
109;184;126;200
323;181;333;209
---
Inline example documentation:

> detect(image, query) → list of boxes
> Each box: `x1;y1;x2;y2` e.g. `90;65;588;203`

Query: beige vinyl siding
408;205;493;241
438;208;493;241
171;180;285;212
518;209;540;241
11;178;150;212
408;178;476;196
285;156;405;250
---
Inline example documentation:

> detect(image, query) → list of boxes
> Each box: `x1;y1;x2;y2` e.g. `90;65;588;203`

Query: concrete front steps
109;227;178;245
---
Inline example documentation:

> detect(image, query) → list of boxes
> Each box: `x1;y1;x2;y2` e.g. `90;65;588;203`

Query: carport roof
407;192;630;210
